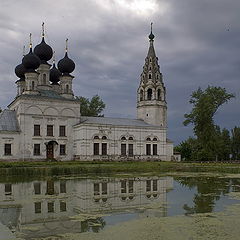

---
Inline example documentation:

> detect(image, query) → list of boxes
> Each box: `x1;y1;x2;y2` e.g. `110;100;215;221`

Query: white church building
0;25;174;161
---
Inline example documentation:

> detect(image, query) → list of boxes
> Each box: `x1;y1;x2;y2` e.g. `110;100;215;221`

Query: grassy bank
1;161;240;179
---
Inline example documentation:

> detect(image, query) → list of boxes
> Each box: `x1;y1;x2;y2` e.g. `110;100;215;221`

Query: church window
129;180;134;193
66;85;69;93
121;181;127;193
128;137;133;140
4;144;11;155
157;75;159;79
94;183;100;195
146;137;151;141
157;89;161;100
146;180;151;192
43;74;46;85
60;144;66;155
121;144;126;155
34;182;41;195
147;89;152;100
153;137;158;141
128;144;133;156
94;143;99;155
94;136;99;140
102;136;107;140
34;202;41;214
102;143;107;155
153;180;158;191
148;73;152;79
34;125;40;136
146;144;151;155
102;182;108;195
121;136;126;141
34;144;41;156
60;181;66;193
60;201;67;212
48;202;54;213
5;184;12;195
32;81;35;90
140;90;144;101
59;126;66;137
153;144;158;155
47;125;54;136
46;181;54;195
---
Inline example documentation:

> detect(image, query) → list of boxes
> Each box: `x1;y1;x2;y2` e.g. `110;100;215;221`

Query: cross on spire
29;33;32;49
42;22;45;38
65;38;68;53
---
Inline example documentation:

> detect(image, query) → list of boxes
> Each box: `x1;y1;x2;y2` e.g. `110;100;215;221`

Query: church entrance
46;141;58;160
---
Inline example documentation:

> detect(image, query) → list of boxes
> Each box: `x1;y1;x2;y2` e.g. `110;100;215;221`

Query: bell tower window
148;73;152;79
147;88;152;100
32;81;35;90
157;89;161;100
140;90;143;101
66;85;69;93
43;74;46;85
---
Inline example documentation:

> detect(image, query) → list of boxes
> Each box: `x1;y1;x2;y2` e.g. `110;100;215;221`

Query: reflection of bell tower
137;23;167;127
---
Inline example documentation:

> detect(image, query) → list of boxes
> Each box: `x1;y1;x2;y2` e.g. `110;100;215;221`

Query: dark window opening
140;90;143;101
157;89;161;100
146;144;151;155
146;138;151;141
48;202;54;213
46;180;54;195
102;143;107;155
32;81;35;90
94;136;99;139
59;126;66;137
35;202;41;214
60;144;66;155
121;144;126;155
60;201;67;212
43;74;46;85
34;125;40;136
47;125;53;136
153;137;158;141
60;181;66;193
129;180;134;193
66;84;69;93
128;144;133;156
147;88;152;100
102;136;107;140
121;136;126;141
34;144;40;156
5;184;12;195
94;143;99;155
102;182;107;195
128;137;133;140
34;182;41;194
148;74;152;79
4;144;11;156
153;180;158;191
94;183;100;195
121;181;127;193
153;144;157;155
146;180;151;192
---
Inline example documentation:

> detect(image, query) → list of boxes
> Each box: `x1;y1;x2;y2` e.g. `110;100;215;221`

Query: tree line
175;86;240;161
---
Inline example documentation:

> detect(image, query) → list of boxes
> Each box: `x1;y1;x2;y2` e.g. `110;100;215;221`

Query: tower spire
42;22;45;38
29;33;32;50
149;22;155;41
65;38;68;53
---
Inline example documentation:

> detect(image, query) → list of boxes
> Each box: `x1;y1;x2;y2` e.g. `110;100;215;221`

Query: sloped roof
79;116;159;128
0;110;20;132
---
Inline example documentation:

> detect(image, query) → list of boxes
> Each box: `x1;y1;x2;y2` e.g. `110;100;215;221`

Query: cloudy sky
0;0;239;144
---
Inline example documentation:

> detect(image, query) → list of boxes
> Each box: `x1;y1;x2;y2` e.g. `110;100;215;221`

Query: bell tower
137;23;167;127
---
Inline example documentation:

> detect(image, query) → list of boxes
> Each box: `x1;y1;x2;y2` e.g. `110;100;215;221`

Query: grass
1;161;240;179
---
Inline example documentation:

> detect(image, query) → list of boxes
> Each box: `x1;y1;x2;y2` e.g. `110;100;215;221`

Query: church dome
57;52;75;75
34;37;53;64
15;63;26;80
22;47;41;72
50;63;61;84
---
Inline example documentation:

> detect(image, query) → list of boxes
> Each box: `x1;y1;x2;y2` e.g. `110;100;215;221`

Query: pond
1;172;240;240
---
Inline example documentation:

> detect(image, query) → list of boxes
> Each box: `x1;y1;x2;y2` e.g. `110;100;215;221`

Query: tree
76;95;105;117
183;86;234;161
231;127;240;160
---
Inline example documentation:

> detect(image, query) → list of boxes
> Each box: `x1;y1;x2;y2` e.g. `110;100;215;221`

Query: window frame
59;126;66;137
4;144;11;156
33;144;41;156
60;144;66;155
47;125;54;137
34;124;40;136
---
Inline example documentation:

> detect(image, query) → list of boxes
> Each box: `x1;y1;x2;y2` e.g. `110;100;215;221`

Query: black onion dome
22;48;41;72
15;63;26;80
57;52;75;75
34;37;53;63
149;31;155;40
50;63;61;84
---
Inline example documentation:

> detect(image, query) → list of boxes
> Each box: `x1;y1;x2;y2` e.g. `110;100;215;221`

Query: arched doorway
46;141;58;159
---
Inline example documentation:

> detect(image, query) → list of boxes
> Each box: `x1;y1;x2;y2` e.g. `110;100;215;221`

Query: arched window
102;136;107;140
128;137;133;140
146;137;151;141
140;90;143;101
157;89;161;100
153;137;158;141
147;89;152;100
32;81;35;90
148;73;152;79
43;74;46;85
66;85;69;93
94;136;100;140
121;136;126;141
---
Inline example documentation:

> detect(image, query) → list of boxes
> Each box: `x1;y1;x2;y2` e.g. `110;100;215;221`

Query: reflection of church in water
0;176;173;238
0;23;175;161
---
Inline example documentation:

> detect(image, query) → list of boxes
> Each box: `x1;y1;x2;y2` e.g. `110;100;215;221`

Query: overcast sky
0;0;239;144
